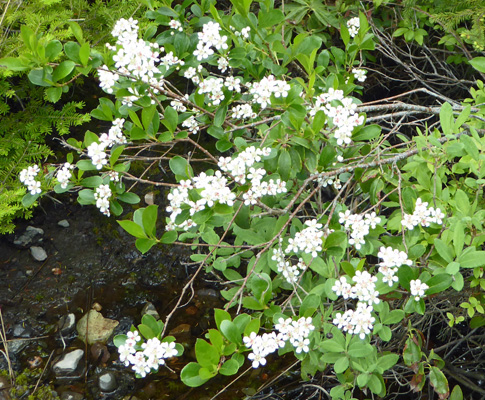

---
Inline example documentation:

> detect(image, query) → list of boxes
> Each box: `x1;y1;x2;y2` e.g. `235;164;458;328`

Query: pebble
7;339;28;355
141;302;160;320
30;246;47;261
53;349;84;375
58;220;70;228
12;323;34;338
58;313;76;335
98;371;117;392
14;226;44;247
60;392;84;400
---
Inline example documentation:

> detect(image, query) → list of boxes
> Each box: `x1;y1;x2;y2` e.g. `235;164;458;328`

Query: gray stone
141;302;160;320
58;314;76;335
14;226;44;247
12;323;33;338
76;310;119;345
7;339;28;355
30;246;47;261
53;349;84;375
60;392;84;400
98;371;117;392
58;220;70;228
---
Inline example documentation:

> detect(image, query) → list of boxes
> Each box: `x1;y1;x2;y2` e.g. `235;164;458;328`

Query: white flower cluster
106;170;120;182
118;330;179;377
347;17;360;37
166;171;235;231
316;174;342;190
170;98;187;113
193;21;228;61
232;26;250;39
199;77;224;105
339;210;381;250
249;75;291;109
100;118;127;148
19;165;42;195
56;162;75;189
87;142;108;170
181;115;200;135
352;68;367;83
333;270;380;306
309;88;364;146
272;241;308;283
333;302;375;340
183;65;203;84
401;198;444;229
244;317;314;368
231;103;256;120
94;184;111;217
285;219;324;258
104;18;161;85
410;279;429;301
169;19;183;33
218;56;229;73
218;146;270;184
160;51;185;69
378;246;412;286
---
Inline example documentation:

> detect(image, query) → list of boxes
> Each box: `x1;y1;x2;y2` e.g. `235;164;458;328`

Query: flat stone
14;226;44;248
58;220;70;228
53;349;84;375
30;246;47;261
58;314;76;335
76;310;119;345
141;302;160;320
7;339;28;355
98;371;117;392
12;323;33;338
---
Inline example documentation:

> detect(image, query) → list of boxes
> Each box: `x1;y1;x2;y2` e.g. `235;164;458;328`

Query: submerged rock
58;220;70;228
98;371;117;392
53;349;84;376
14;226;44;248
60;391;84;400
30;246;47;261
141;302;160;320
76;310;119;345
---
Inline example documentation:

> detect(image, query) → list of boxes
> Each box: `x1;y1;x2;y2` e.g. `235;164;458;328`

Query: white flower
410;279;429;301
352;68;367;82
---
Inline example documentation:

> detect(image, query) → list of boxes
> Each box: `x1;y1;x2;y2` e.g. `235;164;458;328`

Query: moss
1;368;59;399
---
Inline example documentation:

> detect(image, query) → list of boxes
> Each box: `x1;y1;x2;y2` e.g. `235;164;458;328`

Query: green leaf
440;102;454;135
181;362;209;387
79;42;90;66
136;238;157;254
64;42;81;64
137;323;155;339
334;357;349;373
219;358;239;376
113;334;127;348
195;339;220;368
220;320;241;344
169;156;189;178
22;193;40;207
278;150;291;181
458;249;485;268
68;21;84;43
142;313;161;335
52;61;76;82
45;40;62;61
214;309;231;330
426;274;452;295
0;57;29;71
382;310;404;324
320;338;345;353
434;238;454;263
118;192;140;204
376;353;399;371
45;87;62;103
28;69;52;87
160;230;177;244
449;385;463;400
243;318;260;337
110;145;125;167
470;57;485;73
163;106;178;133
117;220;147;238
429;366;449;396
347;342;373;358
214;105;227;127
352;124;381;141
142;205;158;238
258;9;285;28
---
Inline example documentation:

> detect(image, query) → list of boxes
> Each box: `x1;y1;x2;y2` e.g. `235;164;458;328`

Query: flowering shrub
5;0;485;398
